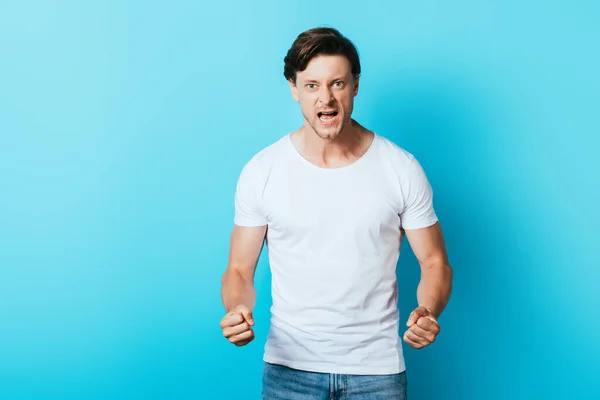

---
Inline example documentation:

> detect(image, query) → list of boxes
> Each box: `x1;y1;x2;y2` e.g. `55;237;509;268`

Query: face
289;55;359;140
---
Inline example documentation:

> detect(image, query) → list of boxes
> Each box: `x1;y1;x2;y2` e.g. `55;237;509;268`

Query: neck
292;119;373;168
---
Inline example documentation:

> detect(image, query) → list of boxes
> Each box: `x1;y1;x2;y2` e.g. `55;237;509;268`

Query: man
220;27;453;399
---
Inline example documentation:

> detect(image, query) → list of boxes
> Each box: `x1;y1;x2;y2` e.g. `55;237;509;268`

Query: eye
306;84;317;90
333;81;344;87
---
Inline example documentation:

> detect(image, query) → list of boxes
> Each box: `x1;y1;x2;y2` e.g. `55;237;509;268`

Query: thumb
406;306;429;326
240;307;254;326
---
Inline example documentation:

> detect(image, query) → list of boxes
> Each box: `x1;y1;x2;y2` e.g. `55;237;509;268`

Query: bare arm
404;221;453;319
220;224;267;313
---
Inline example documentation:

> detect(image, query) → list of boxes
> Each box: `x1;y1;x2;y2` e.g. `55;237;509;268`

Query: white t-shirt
233;132;438;375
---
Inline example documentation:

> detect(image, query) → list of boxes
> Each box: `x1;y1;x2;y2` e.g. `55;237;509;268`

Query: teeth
319;114;336;123
319;112;336;119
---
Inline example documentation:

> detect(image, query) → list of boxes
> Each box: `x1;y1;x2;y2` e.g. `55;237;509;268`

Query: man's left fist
403;306;440;349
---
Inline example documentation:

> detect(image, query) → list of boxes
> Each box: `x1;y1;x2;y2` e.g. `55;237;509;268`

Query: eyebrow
303;76;347;84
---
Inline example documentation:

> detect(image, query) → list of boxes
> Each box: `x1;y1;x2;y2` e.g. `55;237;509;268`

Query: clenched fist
220;304;255;346
403;306;440;349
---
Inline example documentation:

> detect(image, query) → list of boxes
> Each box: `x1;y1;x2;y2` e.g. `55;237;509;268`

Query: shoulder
373;133;435;198
375;134;418;175
246;134;289;164
238;134;290;179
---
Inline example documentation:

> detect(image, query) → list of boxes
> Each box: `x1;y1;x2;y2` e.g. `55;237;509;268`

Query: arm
221;224;267;313
398;157;451;348
404;221;453;319
221;156;267;346
402;222;452;349
219;224;266;347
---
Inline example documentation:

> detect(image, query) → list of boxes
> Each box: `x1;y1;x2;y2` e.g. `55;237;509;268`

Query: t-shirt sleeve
233;159;268;227
400;157;438;230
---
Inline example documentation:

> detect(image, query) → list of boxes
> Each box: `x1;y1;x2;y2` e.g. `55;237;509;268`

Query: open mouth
317;111;339;124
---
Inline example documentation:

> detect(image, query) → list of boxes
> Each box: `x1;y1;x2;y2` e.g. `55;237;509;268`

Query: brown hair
283;27;361;84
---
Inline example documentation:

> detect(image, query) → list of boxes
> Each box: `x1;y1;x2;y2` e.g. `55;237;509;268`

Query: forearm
221;268;256;313
417;261;453;319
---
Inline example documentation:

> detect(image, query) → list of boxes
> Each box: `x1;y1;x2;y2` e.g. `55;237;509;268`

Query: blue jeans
262;362;407;400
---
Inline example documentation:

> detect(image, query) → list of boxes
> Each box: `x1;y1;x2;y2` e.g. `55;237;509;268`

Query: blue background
1;1;598;399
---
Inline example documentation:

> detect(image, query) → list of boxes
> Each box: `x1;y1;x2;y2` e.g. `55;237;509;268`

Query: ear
353;75;360;97
288;79;300;102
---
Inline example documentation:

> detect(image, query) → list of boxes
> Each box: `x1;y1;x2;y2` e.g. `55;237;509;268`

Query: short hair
283;27;361;83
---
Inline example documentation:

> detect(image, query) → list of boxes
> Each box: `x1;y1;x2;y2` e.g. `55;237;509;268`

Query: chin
315;129;341;140
312;122;344;140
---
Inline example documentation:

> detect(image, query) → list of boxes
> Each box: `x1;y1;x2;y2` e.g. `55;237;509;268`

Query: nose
318;86;334;105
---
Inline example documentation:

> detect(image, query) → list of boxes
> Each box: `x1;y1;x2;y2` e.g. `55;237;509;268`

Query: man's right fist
220;304;255;346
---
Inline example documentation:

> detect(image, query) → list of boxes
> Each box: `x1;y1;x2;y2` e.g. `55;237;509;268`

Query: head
284;27;361;140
